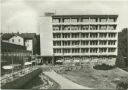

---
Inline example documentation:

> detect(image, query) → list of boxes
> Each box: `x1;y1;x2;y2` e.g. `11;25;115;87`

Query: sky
1;0;128;33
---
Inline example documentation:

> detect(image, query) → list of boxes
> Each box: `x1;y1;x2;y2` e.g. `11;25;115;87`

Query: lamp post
126;29;128;67
63;49;64;63
11;53;14;74
52;54;54;66
124;57;127;67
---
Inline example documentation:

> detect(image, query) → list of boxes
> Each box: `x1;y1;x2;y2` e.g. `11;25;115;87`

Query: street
44;70;91;89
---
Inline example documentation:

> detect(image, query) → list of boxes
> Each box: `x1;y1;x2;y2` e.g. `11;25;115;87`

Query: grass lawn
59;64;128;89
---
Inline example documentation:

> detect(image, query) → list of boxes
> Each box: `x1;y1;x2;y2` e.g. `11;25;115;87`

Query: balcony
53;52;117;56
52;21;117;25
53;37;117;41
53;29;117;33
53;45;117;49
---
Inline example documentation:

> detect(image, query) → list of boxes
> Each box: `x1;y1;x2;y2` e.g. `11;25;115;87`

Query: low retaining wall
1;68;42;89
42;72;61;89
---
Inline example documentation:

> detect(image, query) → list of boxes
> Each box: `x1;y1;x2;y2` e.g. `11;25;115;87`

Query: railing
53;45;117;48
53;30;117;33
53;37;117;40
53;52;117;56
0;66;38;86
52;22;117;25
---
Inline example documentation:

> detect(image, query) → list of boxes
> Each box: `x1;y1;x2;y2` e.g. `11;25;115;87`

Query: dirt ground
44;70;91;89
59;66;128;89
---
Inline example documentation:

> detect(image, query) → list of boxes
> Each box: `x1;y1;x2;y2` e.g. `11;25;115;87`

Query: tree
116;28;128;68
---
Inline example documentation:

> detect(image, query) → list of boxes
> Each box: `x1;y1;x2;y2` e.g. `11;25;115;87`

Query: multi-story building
1;33;40;55
1;41;32;75
40;13;118;65
1;33;24;46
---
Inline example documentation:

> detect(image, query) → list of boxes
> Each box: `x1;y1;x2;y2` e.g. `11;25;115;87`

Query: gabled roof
1;33;19;40
1;33;36;40
20;33;36;39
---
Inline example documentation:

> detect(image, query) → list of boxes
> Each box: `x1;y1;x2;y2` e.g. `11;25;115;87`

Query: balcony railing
53;30;117;32
53;45;117;48
52;21;117;25
53;37;118;40
53;52;117;56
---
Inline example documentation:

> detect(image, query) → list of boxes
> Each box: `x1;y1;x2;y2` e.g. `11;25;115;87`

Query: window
81;48;89;53
107;25;116;30
53;41;61;46
63;49;70;53
12;39;14;42
99;41;107;45
72;48;79;53
82;18;89;22
90;41;98;45
90;25;97;30
71;33;79;38
53;33;61;38
63;26;70;30
108;48;116;52
108;18;116;22
90;48;98;53
62;41;70;46
99;48;107;53
100;25;107;30
71;26;78;30
108;33;116;38
81;41;89;45
54;49;61;53
100;18;107;22
63;18;70;23
99;33;107;38
108;40;116;45
81;33;89;38
90;33;98;38
53;26;60;31
90;18;97;22
72;41;79;46
71;19;78;22
82;26;89;30
52;18;60;23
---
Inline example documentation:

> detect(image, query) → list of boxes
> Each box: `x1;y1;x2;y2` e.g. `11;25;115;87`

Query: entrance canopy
2;64;21;69
24;62;32;65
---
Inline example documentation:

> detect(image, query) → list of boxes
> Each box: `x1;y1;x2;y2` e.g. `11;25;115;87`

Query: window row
53;48;116;53
53;25;116;31
53;33;116;38
53;40;116;46
52;18;116;23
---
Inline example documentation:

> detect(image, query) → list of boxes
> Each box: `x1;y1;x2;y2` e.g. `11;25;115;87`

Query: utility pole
11;53;14;75
52;54;54;65
63;49;64;62
126;28;128;67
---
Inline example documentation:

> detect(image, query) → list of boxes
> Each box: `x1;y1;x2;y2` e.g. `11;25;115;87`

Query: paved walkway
44;70;91;89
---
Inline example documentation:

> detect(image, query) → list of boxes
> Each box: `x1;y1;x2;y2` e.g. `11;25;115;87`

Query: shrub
116;79;128;90
93;64;116;70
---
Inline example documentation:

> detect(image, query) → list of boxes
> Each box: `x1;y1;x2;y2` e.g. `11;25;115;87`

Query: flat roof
45;10;118;17
52;15;118;18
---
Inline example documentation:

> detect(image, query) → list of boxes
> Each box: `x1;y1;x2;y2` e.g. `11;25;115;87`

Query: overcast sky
1;0;128;33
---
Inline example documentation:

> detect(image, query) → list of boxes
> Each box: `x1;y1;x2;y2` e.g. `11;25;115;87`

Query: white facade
40;14;118;65
9;35;24;46
40;16;53;56
25;40;33;51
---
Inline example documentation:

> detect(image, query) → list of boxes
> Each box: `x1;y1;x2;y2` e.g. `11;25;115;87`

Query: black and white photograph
0;0;128;89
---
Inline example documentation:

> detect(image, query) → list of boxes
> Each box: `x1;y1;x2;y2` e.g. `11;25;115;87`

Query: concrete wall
40;16;53;56
1;69;42;89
